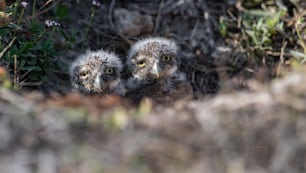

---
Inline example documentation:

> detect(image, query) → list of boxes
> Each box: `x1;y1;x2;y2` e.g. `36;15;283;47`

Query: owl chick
70;50;125;95
125;37;193;103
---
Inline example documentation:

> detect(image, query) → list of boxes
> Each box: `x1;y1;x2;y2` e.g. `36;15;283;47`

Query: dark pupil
165;56;171;61
137;60;145;65
80;71;87;76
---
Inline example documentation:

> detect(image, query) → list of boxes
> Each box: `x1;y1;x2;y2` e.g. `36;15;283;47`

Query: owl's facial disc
71;65;95;93
98;66;120;91
149;54;177;79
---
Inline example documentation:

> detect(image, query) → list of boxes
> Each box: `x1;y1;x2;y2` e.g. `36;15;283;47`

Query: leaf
29;73;40;81
21;65;42;72
7;22;22;31
0;28;12;38
59;28;69;40
19;59;26;68
56;4;69;19
24;52;37;58
30;20;44;33
244;10;270;17
290;50;306;59
266;16;278;29
57;60;68;71
31;43;42;51
42;41;53;50
28;57;37;65
19;42;34;54
218;17;227;37
9;45;18;56
256;18;264;30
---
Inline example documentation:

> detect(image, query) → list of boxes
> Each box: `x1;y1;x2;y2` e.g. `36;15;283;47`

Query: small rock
114;8;153;36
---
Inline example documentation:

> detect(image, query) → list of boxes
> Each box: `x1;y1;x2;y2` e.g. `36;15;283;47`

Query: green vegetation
0;0;305;88
0;1;77;86
1;1;57;85
221;0;306;74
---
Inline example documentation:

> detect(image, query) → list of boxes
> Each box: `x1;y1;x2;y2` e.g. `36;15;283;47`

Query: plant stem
13;55;18;86
81;7;96;51
0;37;16;59
17;8;25;25
32;0;37;16
13;0;21;19
46;27;56;45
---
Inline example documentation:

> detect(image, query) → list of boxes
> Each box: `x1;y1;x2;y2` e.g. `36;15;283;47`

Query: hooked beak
93;75;102;92
150;62;160;78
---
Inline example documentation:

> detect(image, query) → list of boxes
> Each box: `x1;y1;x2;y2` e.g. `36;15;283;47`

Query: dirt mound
0;71;306;172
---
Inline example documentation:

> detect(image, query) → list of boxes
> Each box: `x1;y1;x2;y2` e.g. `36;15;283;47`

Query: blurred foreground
1;70;306;173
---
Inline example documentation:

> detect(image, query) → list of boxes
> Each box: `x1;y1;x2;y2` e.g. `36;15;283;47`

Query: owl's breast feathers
126;72;192;104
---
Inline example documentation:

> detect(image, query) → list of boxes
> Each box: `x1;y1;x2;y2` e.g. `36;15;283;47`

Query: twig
0;37;16;59
295;10;306;54
81;7;96;51
226;9;237;21
19;69;32;82
108;0;116;29
37;0;53;12
13;55;18;86
107;0;133;45
27;0;62;20
117;32;133;45
154;0;164;34
32;0;37;16
18;81;43;87
235;0;245;11
276;40;288;77
265;51;290;56
189;19;199;39
280;40;287;65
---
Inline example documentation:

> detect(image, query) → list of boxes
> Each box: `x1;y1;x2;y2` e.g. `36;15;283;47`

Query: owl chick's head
127;37;178;82
70;50;123;94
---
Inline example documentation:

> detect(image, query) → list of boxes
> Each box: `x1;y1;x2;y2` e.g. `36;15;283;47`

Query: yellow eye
162;55;173;61
136;60;146;67
105;67;114;74
80;70;89;78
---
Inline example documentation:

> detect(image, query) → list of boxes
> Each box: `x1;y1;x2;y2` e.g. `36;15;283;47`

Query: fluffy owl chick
125;37;192;103
70;50;125;95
